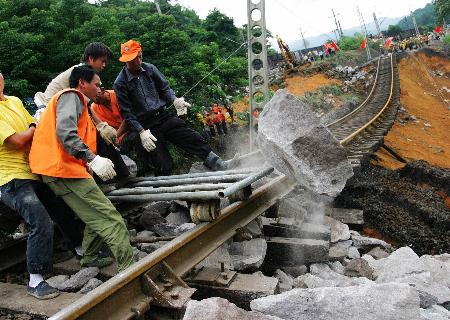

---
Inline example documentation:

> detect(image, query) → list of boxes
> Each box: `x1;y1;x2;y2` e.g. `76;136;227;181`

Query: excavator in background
276;35;298;70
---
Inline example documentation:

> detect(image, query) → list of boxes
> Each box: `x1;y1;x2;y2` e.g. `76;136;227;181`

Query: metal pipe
108;190;221;202
107;183;233;196
130;174;250;188
219;167;274;198
128;168;258;183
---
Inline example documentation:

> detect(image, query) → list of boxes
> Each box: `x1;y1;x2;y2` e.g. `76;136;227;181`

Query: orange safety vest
29;89;97;178
91;90;126;143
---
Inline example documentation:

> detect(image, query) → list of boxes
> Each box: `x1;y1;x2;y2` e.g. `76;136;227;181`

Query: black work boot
203;152;240;171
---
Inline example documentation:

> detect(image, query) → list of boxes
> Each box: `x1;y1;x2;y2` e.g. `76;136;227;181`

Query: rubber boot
203;152;240;171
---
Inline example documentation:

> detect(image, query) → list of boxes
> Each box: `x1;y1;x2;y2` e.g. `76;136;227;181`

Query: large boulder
257;90;353;197
250;283;420;320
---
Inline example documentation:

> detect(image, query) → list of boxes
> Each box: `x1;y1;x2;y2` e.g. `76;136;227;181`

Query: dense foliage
433;0;450;24
0;0;248;112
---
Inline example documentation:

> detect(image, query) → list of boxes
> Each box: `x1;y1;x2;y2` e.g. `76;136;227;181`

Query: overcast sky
176;0;432;42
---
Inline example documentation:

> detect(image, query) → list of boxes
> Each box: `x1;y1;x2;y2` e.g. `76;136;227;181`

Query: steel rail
326;56;382;128
107;183;233;196
130;174;250;188
49;174;295;320
339;54;394;145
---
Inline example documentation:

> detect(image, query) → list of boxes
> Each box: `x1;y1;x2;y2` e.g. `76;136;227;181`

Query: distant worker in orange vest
29;65;134;273
219;107;228;134
204;111;216;137
213;107;223;135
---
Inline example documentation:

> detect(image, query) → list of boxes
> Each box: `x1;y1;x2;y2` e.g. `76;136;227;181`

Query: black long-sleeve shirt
113;63;176;132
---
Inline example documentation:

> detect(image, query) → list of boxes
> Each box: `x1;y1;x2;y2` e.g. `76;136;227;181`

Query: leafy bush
444;34;450;45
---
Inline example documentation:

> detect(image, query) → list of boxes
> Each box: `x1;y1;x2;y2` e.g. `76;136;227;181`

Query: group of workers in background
200;103;234;138
0;40;238;299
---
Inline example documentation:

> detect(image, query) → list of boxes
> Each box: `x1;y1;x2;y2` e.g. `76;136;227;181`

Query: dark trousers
122;111;211;176
96;133;130;181
0;179;54;274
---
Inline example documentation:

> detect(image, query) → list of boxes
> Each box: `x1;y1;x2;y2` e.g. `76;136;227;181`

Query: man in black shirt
114;40;235;175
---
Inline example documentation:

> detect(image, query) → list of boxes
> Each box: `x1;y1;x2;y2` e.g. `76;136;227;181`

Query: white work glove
88;155;117;181
96;122;118;145
33;107;46;123
139;129;157;152
173;97;191;116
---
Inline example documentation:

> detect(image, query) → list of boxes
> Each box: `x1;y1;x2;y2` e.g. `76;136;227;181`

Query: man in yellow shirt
0;71;81;299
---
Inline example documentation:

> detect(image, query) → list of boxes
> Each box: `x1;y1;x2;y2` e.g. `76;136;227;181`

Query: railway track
0;55;400;319
327;54;400;167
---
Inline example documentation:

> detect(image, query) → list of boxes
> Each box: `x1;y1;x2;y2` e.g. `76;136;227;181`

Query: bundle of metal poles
107;167;274;202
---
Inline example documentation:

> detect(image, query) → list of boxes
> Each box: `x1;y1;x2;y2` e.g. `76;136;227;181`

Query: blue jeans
0;179;54;274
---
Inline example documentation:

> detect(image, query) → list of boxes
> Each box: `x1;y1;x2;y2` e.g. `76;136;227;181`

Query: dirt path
373;51;450;169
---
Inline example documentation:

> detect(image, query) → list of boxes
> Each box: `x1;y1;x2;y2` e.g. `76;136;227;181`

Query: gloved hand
139;129;157;152
88;155;117;181
33;107;46;123
173;97;191;116
96;122;118;145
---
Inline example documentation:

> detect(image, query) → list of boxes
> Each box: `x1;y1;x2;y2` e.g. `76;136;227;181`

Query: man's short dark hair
80;42;113;63
69;65;98;88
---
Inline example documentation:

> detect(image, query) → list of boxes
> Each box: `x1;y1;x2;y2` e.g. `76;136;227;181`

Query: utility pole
155;0;162;15
332;9;343;39
247;0;269;151
373;13;385;43
357;6;371;61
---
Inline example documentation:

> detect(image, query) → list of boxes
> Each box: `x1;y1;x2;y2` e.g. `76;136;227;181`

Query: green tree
386;25;402;36
434;0;450;24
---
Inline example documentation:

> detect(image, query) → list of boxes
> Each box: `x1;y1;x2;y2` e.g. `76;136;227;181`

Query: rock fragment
58;267;99;292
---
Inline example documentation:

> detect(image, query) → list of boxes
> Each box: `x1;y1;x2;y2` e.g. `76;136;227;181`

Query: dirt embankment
373;50;450;169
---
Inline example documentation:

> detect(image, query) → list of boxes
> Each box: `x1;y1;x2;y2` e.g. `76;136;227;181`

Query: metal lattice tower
373;13;385;43
412;15;420;37
247;0;269;151
357;6;372;61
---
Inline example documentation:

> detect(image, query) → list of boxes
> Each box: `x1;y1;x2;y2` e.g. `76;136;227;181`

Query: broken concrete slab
139;210;166;230
351;232;392;252
309;263;373;287
330;208;364;226
328;240;352;261
190;272;279;310
265;238;329;267
277;198;307;223
250;283;420;320
263;222;330;241
257;89;353;197
0;283;81;317
420;305;450;320
347;246;361;259
183;297;282;320
58;267;99;292
280;265;308;278
165;211;191;226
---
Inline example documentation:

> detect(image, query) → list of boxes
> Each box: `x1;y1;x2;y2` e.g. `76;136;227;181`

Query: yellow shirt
0;96;39;186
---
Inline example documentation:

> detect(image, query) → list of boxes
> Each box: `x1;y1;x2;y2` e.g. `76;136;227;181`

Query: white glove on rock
88;155;116;181
173;97;191;116
139;129;157;152
96;122;118;145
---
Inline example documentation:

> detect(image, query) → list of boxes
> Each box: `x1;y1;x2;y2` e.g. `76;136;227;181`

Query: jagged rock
280;265;308;278
327;217;350;243
140;241;169;254
175;223;196;234
420;305;450;320
257;89;353;197
329;240;352;260
136;230;155;238
46;275;69;290
142;201;171;219
198;243;233;270
139;210;166;230
58;267;99;292
308;263;373;287
242;219;263;238
367;247;390;260
375;247;427;283
151;223;178;236
79;278;103;294
347;247;361;259
230;239;267;272
121;154;137;177
328;261;345;274
344;258;376;280
273;269;293;293
250;283;420;320
165;211;191;226
351;233;392;252
168;200;189;214
183;297;281;320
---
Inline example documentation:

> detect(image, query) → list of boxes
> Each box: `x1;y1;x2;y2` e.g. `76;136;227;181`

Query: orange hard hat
119;40;142;62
